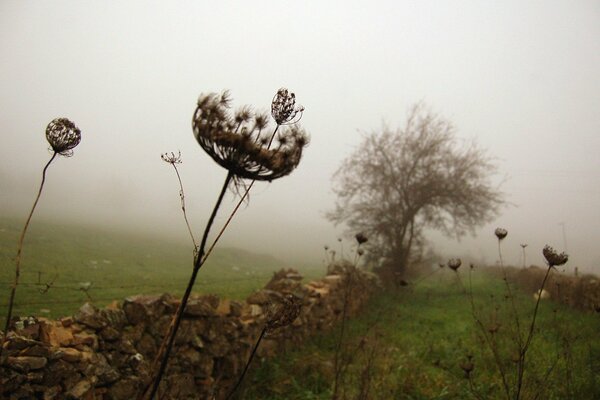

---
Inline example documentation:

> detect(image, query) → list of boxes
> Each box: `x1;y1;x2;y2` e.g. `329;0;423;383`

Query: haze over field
1;1;599;271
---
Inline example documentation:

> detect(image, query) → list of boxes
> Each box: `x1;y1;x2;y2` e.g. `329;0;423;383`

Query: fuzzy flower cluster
45;118;81;156
192;89;309;185
448;258;462;271
542;245;568;267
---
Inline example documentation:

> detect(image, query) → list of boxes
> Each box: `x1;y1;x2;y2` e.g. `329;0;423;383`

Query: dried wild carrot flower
448;258;462;271
192;90;309;186
355;232;368;245
494;227;508;240
45;118;81;156
542;245;568;267
271;88;304;125
161;151;182;165
265;294;302;332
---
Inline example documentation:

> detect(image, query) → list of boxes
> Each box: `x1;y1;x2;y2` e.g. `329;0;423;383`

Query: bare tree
327;103;503;277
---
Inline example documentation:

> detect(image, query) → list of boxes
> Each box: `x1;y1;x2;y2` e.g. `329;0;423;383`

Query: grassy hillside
244;269;600;399
0;216;321;322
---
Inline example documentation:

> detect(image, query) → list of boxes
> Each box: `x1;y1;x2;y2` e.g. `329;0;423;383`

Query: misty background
1;1;598;272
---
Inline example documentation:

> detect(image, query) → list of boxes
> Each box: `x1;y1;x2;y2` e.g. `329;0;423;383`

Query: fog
1;1;599;272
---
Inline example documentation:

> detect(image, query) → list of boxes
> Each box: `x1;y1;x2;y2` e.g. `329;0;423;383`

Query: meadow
0;216;321;322
2;217;599;399
243;268;600;399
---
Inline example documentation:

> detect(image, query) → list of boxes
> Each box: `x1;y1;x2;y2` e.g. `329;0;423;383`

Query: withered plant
0;118;81;360
141;88;308;399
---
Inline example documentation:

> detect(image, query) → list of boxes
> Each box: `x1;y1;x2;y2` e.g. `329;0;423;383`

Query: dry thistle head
161;151;182;165
193;90;309;187
45;118;81;156
494;227;508;240
448;258;462;271
271;88;304;125
265;294;302;333
520;243;528;248
355;232;368;245
542;245;568;267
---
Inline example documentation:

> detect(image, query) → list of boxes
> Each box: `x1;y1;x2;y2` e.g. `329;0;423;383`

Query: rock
185;298;217;317
109;376;141;400
72;331;98;349
99;326;120;342
66;378;93;399
39;320;74;347
75;303;108;330
216;299;231;316
58;347;83;363
8;356;48;372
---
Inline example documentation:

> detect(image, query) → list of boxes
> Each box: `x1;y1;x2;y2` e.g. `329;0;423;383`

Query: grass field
243;268;600;399
0;216;323;323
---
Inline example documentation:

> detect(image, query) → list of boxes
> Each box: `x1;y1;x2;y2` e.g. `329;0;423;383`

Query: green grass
244;268;600;399
0;216;323;322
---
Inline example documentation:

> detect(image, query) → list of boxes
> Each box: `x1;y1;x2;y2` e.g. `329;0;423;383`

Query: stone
185;298;217;317
108;376;141;400
99;326;120;342
75;303;108;330
66;378;93;399
58;347;83;363
8;356;48;372
39;321;74;347
216;299;231;316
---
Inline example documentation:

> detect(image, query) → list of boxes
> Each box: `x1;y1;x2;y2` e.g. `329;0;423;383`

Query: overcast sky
1;1;599;271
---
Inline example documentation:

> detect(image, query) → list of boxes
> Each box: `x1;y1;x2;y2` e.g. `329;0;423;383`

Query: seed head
45;118;81;157
193;90;309;187
542;245;568;267
520;243;528;249
494;228;508;240
161;151;182;165
271;88;304;125
265;294;302;332
355;232;368;245
448;258;462;271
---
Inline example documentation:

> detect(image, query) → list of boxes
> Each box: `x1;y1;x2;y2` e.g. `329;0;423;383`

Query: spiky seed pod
448;258;462;271
193;90;309;185
494;227;508;240
355;232;368;245
265;294;302;332
271;88;304;125
161;151;182;165
45;118;81;157
542;245;568;267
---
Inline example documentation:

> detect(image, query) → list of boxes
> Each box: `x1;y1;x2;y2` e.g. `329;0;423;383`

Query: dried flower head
357;248;365;256
161;151;182;165
45;118;81;157
542;245;568;267
271;88;304;125
193;90;309;188
448;258;462;271
438;263;445;269
494;227;508;240
355;232;368;245
265;294;302;332
520;243;528;249
459;355;474;378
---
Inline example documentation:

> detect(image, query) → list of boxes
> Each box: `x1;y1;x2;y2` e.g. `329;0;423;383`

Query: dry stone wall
502;266;600;312
0;265;377;399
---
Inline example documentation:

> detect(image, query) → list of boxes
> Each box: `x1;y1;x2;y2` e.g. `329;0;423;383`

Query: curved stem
225;327;267;400
515;265;553;399
1;152;57;359
172;163;197;252
143;172;233;400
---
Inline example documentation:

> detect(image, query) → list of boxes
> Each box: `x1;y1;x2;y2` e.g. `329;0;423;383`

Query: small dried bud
448;258;462;271
324;245;329;251
271;88;304;125
357;248;364;256
459;356;474;378
438;263;445;269
520;243;528;249
542;245;568;267
45;118;81;156
161;151;182;165
265;294;302;332
355;232;368;245
494;228;508;240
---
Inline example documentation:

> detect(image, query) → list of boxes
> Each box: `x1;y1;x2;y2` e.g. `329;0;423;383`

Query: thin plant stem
171;162;197;252
225;327;267;400
142;126;281;399
498;239;523;348
0;152;57;360
143;171;233;400
515;265;553;400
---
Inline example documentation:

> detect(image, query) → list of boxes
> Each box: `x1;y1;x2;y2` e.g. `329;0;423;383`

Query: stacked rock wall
1;265;377;399
498;266;600;312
